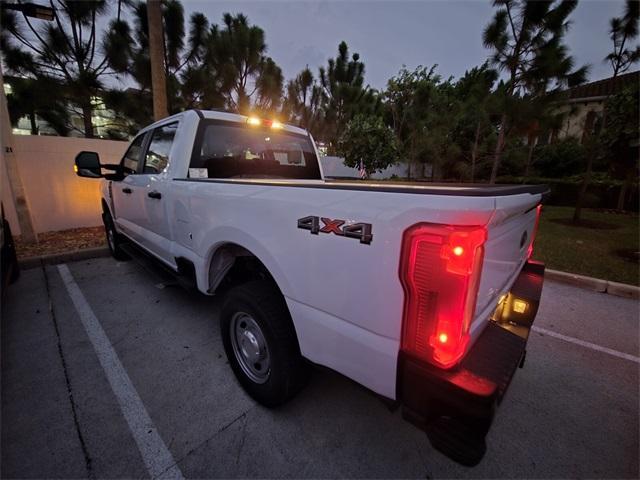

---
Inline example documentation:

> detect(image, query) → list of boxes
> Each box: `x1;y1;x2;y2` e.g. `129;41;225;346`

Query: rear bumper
397;260;545;466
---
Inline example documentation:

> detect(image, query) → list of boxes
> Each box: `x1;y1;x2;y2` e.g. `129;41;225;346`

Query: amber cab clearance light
399;223;487;369
246;117;283;129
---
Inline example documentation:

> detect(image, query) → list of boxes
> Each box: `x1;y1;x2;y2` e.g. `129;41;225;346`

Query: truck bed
176;177;550;197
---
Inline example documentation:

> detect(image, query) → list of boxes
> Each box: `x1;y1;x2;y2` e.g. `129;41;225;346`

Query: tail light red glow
527;204;542;259
399;224;487;369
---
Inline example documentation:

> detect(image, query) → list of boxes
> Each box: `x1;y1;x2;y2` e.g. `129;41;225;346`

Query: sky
182;0;628;90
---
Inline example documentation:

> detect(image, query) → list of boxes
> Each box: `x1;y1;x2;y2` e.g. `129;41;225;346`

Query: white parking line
57;264;184;479
532;326;640;364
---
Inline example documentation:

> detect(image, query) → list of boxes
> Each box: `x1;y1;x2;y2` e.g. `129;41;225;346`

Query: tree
483;0;586;183
203;13;283;114
282;66;325;137
103;0;210;122
385;65;469;180
533;137;586;178
385;65;440;179
574;0;639;221
1;0;116;137
319;41;379;149
606;0;640;77
337;115;400;176
5;75;70;135
147;0;168;120
602;87;639;210
454;63;498;181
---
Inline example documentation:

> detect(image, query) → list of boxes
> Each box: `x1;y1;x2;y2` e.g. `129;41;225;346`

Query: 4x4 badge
298;216;373;245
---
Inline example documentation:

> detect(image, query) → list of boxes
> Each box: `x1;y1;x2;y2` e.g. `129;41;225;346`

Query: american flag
358;159;367;179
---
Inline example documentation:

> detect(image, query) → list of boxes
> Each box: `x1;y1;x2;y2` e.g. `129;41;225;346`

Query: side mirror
74;151;102;178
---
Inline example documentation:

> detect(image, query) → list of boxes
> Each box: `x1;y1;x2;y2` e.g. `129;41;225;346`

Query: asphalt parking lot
2;256;638;479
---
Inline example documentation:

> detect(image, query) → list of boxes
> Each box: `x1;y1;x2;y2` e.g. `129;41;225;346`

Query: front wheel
103;210;129;261
221;280;308;407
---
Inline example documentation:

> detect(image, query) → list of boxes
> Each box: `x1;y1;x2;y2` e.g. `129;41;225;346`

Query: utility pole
147;0;168;121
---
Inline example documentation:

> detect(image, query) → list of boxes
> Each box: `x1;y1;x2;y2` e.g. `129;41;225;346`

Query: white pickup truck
75;109;547;465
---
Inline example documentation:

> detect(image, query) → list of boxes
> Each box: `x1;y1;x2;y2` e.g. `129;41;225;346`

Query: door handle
122;187;132;194
148;191;162;199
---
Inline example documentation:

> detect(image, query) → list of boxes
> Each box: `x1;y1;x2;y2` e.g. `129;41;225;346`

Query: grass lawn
533;206;639;286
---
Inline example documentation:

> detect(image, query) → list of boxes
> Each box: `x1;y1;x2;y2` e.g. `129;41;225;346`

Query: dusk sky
183;0;629;90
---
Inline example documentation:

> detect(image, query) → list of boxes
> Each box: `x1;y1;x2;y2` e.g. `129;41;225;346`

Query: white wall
12;135;128;233
321;156;409;179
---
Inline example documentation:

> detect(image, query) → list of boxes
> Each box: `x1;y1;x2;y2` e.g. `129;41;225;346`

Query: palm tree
482;0;586;183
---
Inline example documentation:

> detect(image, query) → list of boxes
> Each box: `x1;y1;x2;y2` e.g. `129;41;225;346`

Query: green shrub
534;138;586;178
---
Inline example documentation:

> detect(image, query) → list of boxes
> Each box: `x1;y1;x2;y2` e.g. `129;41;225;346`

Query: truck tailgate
471;193;542;339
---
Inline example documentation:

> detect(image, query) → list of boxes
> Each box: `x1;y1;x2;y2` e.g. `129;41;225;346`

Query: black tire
221;280;308;407
103;210;129;261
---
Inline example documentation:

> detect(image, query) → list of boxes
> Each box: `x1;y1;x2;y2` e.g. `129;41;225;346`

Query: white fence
320;156;409;179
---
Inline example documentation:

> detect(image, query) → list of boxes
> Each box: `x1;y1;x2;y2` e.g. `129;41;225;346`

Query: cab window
144;123;179;174
190;121;321;180
121;133;146;175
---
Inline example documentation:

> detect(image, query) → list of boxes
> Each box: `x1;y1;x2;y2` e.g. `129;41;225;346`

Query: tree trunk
573;147;594;223
489;113;507;184
470;121;481;182
616;174;631;211
524;136;536;178
29;111;38;135
82;103;94;138
147;0;168;121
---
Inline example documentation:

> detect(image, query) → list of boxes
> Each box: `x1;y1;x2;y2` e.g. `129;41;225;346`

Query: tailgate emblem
297;216;373;245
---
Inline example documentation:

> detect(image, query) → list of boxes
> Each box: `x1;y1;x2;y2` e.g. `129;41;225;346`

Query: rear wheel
103;210;129;261
221;280;308;407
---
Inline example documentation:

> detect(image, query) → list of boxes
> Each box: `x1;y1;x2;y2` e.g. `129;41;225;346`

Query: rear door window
144;122;179;174
190;122;321;180
121;133;146;175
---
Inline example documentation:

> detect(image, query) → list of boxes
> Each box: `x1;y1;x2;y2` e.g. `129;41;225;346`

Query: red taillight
399;224;487;369
527;204;542;259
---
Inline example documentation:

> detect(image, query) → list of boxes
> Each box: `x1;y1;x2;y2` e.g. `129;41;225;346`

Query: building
550;70;639;144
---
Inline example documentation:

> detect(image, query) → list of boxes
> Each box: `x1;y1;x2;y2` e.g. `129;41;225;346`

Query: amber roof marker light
246;116;284;129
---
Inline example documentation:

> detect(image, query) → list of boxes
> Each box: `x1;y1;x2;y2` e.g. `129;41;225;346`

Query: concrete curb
546;268;639;300
19;246;110;270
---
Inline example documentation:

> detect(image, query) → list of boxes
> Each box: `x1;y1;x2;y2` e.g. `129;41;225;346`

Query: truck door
111;132;149;243
137;122;179;265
